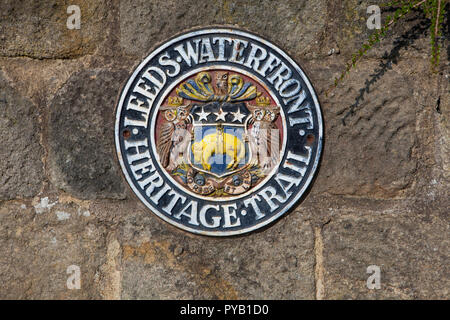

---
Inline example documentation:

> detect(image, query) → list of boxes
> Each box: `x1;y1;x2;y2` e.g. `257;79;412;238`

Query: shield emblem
189;102;251;178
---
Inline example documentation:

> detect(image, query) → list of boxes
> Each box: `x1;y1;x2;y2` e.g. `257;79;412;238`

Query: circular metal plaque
115;28;323;236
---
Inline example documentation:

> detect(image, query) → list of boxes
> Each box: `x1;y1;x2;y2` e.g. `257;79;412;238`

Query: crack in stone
314;226;325;300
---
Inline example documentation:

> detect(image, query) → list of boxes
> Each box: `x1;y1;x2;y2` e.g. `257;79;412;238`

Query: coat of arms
155;71;282;197
115;28;323;236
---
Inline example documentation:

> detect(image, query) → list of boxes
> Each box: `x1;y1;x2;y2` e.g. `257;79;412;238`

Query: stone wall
0;0;448;299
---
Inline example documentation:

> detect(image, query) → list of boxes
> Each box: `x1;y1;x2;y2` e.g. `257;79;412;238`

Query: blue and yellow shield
189;102;251;178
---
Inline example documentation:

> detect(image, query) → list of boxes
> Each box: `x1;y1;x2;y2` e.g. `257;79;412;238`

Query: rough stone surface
116;205;315;299
220;0;327;58
0;57;89;105
324;0;433;60
0;71;44;200
322;212;449;299
0;0;448;300
307;59;420;198
0;199;107;299
48;69;128;200
0;0;110;59
119;0;224;57
119;0;327;58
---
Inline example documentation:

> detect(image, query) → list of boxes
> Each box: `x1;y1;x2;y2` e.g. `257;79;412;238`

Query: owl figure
247;106;281;173
215;72;229;95
157;105;192;171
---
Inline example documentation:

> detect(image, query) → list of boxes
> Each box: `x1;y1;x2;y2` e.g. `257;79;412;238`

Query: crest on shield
189;102;251;178
155;71;282;197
